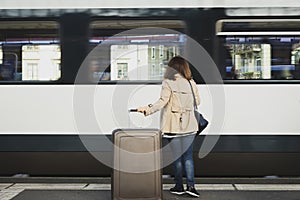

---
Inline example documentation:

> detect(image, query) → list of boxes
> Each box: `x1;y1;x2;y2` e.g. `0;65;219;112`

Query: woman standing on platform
137;56;200;198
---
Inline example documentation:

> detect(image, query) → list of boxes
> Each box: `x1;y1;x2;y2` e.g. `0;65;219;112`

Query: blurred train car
0;1;300;177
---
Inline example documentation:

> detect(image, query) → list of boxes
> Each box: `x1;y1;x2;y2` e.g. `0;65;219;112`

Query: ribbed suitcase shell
112;129;162;200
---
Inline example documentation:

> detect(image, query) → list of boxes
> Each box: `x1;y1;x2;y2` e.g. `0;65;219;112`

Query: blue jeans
168;134;195;187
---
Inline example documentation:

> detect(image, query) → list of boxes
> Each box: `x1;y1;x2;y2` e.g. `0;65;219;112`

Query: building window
26;63;39;80
117;63;128;80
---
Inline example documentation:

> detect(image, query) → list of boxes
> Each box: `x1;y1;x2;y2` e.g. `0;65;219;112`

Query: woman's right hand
137;107;147;116
137;108;146;114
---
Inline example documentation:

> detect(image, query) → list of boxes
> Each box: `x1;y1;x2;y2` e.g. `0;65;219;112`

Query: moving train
0;1;300;177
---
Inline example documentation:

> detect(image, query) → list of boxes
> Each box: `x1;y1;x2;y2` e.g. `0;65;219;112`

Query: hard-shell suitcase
112;129;162;200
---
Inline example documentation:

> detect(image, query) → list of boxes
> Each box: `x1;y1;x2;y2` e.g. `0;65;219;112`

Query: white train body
0;0;299;177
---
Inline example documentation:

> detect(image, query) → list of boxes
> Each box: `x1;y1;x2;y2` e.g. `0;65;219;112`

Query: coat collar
174;73;183;78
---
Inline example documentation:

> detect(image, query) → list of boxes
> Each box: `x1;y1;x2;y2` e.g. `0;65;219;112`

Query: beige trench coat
143;74;200;134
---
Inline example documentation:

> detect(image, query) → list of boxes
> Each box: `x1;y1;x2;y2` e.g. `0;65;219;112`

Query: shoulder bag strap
188;80;198;110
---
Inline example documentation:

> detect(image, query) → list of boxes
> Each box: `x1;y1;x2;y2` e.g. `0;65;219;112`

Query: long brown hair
164;56;192;80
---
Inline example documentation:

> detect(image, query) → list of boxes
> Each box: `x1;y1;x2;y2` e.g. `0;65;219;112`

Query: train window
0;21;60;82
217;19;300;80
89;20;186;82
22;45;61;81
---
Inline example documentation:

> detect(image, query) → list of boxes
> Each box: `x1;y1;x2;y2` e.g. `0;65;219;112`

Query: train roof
0;0;299;9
